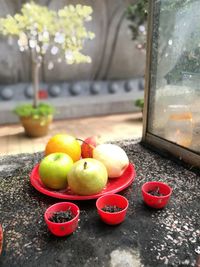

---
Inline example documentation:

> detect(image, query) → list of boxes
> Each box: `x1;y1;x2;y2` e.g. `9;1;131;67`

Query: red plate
30;163;136;200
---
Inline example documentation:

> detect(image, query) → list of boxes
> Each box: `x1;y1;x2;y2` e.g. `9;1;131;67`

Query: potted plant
0;2;94;137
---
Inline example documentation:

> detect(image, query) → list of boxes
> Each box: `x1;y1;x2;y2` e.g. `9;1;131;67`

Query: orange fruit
45;134;81;162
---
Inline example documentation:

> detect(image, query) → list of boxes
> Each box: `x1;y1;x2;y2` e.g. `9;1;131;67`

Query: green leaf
135;98;144;109
13;103;55;118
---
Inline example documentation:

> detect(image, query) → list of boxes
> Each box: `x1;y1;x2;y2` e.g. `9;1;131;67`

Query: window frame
142;1;200;168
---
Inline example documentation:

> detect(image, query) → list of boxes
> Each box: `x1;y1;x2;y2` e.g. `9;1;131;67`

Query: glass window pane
148;0;200;153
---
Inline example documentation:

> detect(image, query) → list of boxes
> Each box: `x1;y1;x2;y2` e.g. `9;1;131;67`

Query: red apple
81;136;101;158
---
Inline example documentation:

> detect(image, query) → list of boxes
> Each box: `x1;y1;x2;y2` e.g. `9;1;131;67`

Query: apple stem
76;138;95;149
84;162;87;170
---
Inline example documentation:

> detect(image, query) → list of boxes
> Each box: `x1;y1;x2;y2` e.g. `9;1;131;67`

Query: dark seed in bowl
49;209;74;223
102;205;123;213
148;187;164;196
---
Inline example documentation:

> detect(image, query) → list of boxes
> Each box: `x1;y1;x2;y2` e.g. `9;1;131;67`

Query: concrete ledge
0;80;144;124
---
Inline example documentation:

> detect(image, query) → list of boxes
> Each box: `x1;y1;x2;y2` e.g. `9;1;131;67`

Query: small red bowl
142;181;172;209
44;202;80;236
96;194;129;225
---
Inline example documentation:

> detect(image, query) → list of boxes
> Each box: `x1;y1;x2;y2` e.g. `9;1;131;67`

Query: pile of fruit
39;134;130;196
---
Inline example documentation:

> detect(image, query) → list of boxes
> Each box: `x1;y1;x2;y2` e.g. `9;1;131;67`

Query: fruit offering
37;133;131;196
93;144;129;178
45;134;81;162
67;158;108;195
39;152;73;190
81;136;101;158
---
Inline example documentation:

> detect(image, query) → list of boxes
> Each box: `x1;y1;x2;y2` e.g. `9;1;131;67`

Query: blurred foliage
135;98;144;110
0;1;95;64
165;49;200;83
126;0;196;49
126;0;148;40
127;0;200;84
160;0;196;11
14;103;55;118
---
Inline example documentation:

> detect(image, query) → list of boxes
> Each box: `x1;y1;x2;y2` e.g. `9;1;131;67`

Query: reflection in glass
164;105;193;147
148;0;200;152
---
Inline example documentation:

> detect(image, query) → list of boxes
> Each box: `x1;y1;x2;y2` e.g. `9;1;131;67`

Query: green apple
67;158;108;195
39;152;73;190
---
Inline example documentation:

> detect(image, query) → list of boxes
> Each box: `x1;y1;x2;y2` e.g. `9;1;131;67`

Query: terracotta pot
20;115;53;137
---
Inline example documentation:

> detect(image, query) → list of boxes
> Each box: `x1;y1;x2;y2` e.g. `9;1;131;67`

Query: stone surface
0;140;199;267
110;248;141;267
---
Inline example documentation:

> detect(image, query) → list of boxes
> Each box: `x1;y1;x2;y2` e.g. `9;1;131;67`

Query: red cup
142;181;172;209
96;194;129;225
44;202;80;236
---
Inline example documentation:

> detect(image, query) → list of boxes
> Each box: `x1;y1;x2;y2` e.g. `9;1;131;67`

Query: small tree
0;1;94;111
